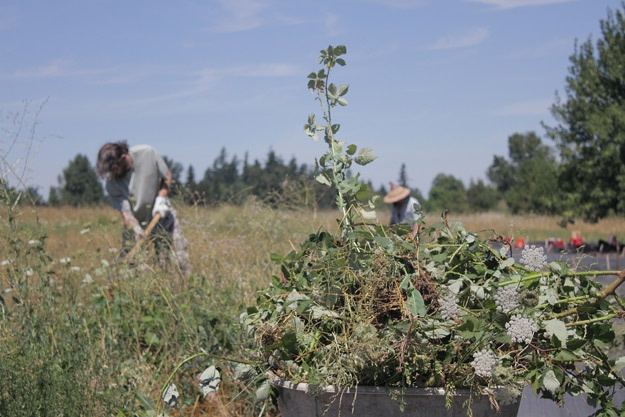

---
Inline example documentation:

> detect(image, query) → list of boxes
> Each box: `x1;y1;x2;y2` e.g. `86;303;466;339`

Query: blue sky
0;0;619;199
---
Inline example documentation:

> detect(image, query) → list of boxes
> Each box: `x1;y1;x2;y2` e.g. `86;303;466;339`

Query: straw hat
383;185;410;204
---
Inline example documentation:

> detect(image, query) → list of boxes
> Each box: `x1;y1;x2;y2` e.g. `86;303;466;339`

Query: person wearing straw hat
383;182;422;236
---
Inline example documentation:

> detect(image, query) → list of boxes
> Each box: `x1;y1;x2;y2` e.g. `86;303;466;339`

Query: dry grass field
2;201;625;416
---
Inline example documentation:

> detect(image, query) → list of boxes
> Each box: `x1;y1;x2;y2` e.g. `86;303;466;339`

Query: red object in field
515;238;525;249
555;238;565;248
569;231;583;248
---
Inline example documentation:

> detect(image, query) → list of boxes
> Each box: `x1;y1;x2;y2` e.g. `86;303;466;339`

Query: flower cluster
471;349;499;378
494;285;520;313
438;292;461;320
520;244;547;272
505;314;538;344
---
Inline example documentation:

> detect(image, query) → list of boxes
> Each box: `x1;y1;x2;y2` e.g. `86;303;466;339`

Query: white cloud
238;63;299;77
464;0;574;10
324;13;341;37
99;62;300;108
208;0;268;33
428;27;489;50
10;59;107;79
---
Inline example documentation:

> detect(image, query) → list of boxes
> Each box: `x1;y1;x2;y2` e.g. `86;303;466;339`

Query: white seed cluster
494;285;520;313
471;348;499;378
494;386;522;406
438;292;461;320
520;245;547;272
505;314;538;344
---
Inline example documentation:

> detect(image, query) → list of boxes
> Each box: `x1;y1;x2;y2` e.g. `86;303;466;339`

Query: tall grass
2;200;624;416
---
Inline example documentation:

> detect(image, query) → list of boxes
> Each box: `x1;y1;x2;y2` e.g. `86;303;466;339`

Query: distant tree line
0;128;595;218
6;4;625;224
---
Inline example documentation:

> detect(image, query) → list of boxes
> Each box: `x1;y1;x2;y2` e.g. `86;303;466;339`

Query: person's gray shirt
105;144;169;223
390;196;421;227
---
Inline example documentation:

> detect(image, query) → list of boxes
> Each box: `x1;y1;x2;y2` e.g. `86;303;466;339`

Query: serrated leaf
544;319;568;347
354;147;376;166
543;370;560;394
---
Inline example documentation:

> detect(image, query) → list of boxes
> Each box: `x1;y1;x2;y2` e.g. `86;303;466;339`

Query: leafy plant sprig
242;44;625;417
304;45;376;234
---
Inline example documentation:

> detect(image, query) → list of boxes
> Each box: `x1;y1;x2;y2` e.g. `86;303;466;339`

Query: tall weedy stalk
304;45;376;235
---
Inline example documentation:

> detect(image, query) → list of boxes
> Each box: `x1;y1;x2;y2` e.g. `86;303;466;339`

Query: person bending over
96;141;190;275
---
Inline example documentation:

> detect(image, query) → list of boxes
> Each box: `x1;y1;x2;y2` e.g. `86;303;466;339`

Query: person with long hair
96;140;190;275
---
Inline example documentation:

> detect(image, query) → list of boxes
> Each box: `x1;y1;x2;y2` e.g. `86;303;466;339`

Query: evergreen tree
186;165;196;189
59;154;105;206
546;3;625;221
398;163;409;187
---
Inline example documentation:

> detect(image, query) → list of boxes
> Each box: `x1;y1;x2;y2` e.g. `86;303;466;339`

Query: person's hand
133;224;146;241
152;196;171;218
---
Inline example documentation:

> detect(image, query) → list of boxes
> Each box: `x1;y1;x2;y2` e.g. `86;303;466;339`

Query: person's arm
117;199;145;239
158;170;172;197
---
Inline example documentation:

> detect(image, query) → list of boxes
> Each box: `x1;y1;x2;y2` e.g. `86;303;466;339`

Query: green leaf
315;173;331;186
145;332;161;346
567;338;587;350
136;390;155;411
544;318;568;347
354;147;376;166
543;369;561;394
456;316;478;332
256;379;272;401
406;288;427;316
554;349;579;361
334;45;347;55
499;257;515;268
357;208;377;221
613;356;625;374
